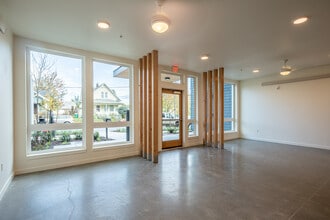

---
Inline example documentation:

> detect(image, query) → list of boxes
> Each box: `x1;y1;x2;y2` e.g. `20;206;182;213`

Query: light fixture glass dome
151;14;170;33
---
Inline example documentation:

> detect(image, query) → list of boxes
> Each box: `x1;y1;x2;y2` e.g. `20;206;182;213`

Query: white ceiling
1;0;330;80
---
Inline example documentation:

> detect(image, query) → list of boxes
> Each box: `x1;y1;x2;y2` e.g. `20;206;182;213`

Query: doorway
162;89;182;149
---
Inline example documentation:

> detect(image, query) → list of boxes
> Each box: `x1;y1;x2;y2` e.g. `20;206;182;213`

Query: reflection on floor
1;139;330;219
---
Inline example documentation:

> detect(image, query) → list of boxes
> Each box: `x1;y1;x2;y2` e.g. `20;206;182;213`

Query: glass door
162;89;182;149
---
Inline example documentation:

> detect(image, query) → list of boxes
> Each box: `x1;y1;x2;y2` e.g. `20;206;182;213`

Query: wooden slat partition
152;50;159;163
143;56;148;158
147;53;152;161
208;70;213;146
139;50;159;163
202;72;207;145
214;68;219;147
219;67;224;149
139;58;143;156
203;67;225;148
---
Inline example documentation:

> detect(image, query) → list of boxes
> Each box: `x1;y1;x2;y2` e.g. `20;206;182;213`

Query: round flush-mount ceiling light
97;21;110;29
151;14;170;33
151;0;170;33
293;16;309;25
252;69;260;73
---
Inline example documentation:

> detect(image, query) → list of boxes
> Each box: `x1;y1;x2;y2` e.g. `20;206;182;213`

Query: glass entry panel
162;89;182;149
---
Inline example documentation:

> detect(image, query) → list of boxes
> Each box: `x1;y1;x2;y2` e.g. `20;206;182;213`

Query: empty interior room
0;0;330;219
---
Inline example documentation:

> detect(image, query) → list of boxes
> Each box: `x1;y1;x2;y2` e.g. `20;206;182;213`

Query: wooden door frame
161;89;183;149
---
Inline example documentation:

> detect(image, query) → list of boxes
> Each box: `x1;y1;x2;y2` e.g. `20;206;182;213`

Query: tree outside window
29;50;83;152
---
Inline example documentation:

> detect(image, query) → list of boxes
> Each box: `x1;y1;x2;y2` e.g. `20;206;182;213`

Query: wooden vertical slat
219;67;225;148
203;67;224;149
143;56;148;158
139;58;143;156
178;90;183;147
139;50;160;163
207;70;213;146
152;50;159;163
214;68;219;148
147;53;152;160
202;72;207;145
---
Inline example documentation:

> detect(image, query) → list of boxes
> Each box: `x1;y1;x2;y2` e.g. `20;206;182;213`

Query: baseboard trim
0;172;14;201
225;136;240;141
15;150;140;175
241;136;330;150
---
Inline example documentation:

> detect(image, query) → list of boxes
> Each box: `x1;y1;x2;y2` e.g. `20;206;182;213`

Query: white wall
241;66;330;149
0;24;14;199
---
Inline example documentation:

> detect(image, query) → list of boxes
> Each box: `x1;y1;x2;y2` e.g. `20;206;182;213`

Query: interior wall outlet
1;163;3;171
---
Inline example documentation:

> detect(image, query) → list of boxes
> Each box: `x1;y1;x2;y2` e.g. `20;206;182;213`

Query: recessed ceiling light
253;69;260;73
201;55;209;60
97;21;110;29
293;17;309;25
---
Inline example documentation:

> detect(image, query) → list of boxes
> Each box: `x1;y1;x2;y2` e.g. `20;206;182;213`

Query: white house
94;83;123;119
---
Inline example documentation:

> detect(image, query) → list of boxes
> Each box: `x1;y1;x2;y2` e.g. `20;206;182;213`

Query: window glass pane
93;127;130;146
161;72;181;84
224;83;236;132
187;76;198;137
93;62;130;122
162;92;181;141
31;129;83;152
30;50;82;125
224;121;233;132
188;122;198;137
187;77;196;120
224;83;233;119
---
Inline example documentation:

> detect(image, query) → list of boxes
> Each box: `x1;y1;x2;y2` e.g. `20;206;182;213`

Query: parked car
54;115;73;123
162;112;179;127
162;112;174;119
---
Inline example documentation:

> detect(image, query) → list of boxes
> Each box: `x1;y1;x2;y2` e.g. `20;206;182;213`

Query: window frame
92;59;134;149
186;75;198;137
26;47;85;155
25;46;136;156
224;81;237;133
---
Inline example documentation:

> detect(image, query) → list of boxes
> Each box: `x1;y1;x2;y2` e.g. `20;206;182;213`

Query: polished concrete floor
1;139;330;220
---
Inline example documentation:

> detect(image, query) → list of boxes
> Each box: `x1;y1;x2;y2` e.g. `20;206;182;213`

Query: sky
30;50;130;105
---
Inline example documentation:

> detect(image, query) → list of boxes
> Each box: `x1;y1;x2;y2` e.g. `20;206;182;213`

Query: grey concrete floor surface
1;139;330;220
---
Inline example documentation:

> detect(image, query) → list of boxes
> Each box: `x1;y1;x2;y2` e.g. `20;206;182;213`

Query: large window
187;76;198;137
93;61;132;147
27;48;134;155
224;83;236;132
28;49;83;153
